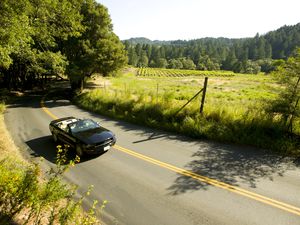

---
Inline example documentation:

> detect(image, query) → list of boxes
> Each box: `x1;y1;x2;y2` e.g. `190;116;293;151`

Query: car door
59;126;77;148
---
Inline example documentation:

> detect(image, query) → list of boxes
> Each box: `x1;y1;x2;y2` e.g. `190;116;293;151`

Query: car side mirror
66;125;71;134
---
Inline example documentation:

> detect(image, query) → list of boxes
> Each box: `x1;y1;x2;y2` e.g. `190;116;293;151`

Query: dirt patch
0;115;23;161
85;76;112;90
122;67;137;74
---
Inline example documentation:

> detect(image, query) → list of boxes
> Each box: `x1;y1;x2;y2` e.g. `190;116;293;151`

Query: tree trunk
70;77;84;93
288;96;300;132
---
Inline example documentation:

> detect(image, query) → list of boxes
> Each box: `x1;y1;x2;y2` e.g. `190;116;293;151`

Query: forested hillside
124;23;300;74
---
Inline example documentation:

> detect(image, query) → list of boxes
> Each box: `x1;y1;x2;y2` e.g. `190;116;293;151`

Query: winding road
4;91;300;225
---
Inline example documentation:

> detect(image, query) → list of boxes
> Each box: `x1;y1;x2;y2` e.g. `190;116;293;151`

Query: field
75;68;299;156
89;69;278;112
137;67;237;77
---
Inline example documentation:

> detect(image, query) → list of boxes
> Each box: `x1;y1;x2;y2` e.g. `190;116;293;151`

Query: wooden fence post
200;77;208;114
156;82;159;104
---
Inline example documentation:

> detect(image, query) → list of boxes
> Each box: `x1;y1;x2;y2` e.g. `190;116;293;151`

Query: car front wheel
76;144;84;157
52;133;58;143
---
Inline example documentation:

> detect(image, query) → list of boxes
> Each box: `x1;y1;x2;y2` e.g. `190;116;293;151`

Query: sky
97;0;300;41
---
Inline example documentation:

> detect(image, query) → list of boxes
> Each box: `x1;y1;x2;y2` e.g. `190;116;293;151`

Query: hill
125;37;171;45
123;23;300;73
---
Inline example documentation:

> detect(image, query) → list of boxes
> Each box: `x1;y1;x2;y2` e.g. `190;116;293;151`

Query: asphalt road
4;92;300;225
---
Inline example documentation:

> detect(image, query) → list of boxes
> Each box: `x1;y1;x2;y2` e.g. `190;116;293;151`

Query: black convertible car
49;117;116;156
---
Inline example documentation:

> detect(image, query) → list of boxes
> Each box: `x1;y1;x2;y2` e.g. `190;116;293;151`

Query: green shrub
0;146;103;224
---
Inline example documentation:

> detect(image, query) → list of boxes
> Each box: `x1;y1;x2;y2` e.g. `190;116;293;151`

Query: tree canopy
0;0;127;91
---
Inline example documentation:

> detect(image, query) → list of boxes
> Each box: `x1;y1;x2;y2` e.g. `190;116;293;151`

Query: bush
0;146;104;225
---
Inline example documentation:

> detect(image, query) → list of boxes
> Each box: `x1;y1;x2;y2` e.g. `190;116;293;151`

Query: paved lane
4;93;300;225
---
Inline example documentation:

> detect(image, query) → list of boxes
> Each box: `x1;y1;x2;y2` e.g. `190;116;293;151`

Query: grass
0;90;22;161
0;106;23;162
76;70;300;156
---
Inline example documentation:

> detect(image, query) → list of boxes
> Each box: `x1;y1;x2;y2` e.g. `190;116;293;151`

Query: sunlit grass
76;72;300;156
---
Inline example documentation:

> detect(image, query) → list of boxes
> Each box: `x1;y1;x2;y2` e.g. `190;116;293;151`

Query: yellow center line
114;145;300;216
40;96;300;217
41;98;58;120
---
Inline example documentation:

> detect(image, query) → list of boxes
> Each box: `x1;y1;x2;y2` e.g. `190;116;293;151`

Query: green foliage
64;0;127;91
257;59;276;73
0;158;39;223
0;0;127;91
268;48;300;132
156;58;168;68
0;145;103;224
181;58;196;70
0;0;32;69
0;0;84;90
168;59;183;69
234;60;261;74
197;55;220;71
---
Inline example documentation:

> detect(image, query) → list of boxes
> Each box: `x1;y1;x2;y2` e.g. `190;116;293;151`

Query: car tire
52;133;58;143
76;144;84;157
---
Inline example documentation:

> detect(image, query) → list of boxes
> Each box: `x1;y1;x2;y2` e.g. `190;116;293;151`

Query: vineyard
137;67;237;77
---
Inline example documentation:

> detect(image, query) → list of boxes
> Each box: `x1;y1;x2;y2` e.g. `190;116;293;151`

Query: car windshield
69;119;100;133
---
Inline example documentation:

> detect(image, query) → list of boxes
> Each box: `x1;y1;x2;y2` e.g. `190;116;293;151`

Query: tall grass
0;89;9;113
75;75;300;156
0;102;5;114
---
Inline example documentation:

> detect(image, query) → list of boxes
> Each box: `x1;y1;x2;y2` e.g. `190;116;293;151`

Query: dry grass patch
0;114;24;162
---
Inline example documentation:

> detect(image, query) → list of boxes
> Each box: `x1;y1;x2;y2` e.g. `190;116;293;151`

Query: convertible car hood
73;127;114;145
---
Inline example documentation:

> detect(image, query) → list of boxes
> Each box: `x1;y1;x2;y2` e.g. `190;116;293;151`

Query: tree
62;0;127;91
168;59;183;69
137;51;149;67
128;47;138;66
0;0;127;91
222;50;237;71
269;48;300;132
181;58;196;70
135;43;142;57
145;44;152;59
156;58;168;68
257;59;275;73
150;46;161;64
197;55;220;70
242;60;261;74
0;0;32;70
0;0;84;90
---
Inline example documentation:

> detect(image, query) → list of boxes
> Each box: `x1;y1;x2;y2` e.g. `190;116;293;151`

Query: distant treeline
123;23;300;74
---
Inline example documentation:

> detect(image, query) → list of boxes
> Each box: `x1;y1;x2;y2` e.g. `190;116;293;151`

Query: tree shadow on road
167;142;296;195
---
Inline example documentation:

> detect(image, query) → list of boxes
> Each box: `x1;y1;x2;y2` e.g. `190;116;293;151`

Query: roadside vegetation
75;56;300;156
0;92;104;224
